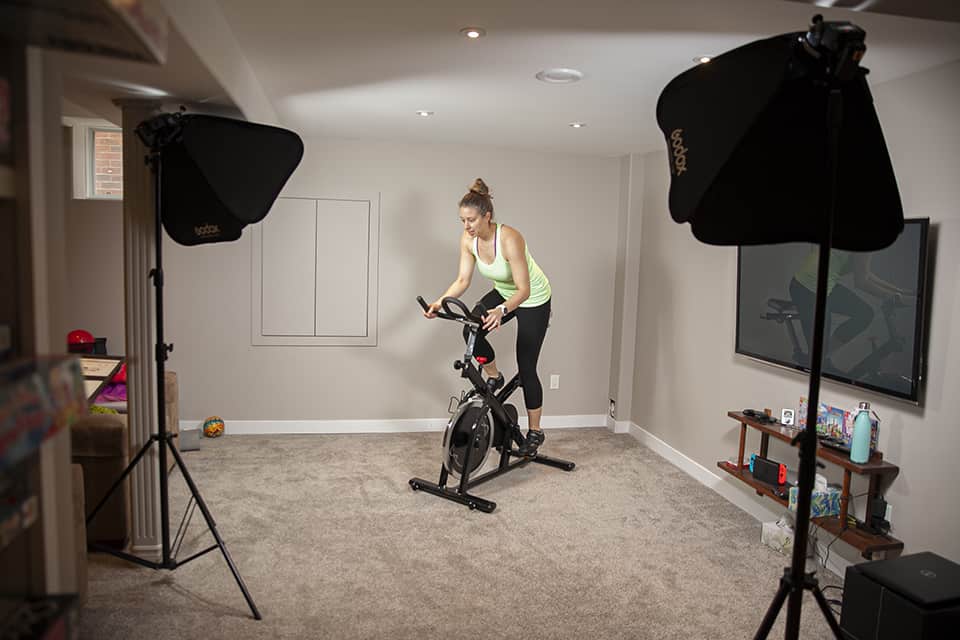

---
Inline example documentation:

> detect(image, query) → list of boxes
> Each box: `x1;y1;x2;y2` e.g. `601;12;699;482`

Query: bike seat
767;298;798;313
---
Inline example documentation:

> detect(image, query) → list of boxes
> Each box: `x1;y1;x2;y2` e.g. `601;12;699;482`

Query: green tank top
472;223;551;307
794;249;852;295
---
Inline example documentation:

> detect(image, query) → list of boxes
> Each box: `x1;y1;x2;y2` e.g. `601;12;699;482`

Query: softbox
150;114;304;246
656;31;903;251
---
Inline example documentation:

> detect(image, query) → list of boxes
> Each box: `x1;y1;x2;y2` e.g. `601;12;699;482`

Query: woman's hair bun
469;178;490;197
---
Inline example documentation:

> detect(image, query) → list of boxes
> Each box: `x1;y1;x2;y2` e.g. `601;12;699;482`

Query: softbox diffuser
157;114;304;246
656;32;903;251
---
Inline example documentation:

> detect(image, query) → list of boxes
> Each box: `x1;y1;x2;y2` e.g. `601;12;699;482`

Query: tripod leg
166;441;262;620
753;574;791;640
811;583;844;639
86;437;155;526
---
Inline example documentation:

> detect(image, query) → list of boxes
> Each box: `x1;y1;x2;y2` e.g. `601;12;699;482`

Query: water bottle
850;401;872;464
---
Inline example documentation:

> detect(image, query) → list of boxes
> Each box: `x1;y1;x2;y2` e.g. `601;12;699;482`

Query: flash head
802;14;867;82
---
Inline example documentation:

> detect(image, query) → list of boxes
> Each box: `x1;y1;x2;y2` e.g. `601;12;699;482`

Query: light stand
657;12;902;638
754;17;864;640
84;117;261;620
753;95;843;637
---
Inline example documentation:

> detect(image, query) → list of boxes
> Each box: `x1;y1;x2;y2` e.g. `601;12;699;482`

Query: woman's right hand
424;300;442;318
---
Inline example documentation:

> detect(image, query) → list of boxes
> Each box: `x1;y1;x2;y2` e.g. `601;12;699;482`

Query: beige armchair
71;371;179;549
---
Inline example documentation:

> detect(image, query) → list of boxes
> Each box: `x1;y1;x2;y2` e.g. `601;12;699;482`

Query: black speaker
840;552;960;639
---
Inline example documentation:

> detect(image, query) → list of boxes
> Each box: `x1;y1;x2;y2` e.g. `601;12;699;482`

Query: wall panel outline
251;194;379;346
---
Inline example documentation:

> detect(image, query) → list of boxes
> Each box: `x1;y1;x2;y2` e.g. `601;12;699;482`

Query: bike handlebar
417;295;485;327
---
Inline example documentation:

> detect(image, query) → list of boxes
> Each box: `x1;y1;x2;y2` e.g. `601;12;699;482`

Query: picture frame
781;408;795;426
77;355;124;403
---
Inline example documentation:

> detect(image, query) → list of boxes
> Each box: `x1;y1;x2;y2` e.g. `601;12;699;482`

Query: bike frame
409;296;575;512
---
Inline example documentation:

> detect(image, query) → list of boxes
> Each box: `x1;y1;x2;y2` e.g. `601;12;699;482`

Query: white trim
251;194;381;346
62;116;120;128
130;543;162;561
605;416;631;434
626;422;852;578
180;414;606;435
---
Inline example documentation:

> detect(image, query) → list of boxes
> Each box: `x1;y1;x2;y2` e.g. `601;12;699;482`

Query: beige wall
155;138;621;422
61;128;125;355
631;60;960;564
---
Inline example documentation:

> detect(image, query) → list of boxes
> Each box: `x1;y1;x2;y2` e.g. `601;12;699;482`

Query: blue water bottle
850;401;872;464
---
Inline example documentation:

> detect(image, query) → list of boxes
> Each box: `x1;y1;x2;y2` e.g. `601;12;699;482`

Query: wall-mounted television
736;218;930;403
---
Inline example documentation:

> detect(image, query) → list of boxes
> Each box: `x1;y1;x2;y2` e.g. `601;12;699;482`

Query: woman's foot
517;429;545;456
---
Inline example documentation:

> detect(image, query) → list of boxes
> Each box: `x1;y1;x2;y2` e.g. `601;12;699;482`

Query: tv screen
736;218;930;403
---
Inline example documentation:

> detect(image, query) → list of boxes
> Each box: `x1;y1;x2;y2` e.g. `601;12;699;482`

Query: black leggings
463;290;551;410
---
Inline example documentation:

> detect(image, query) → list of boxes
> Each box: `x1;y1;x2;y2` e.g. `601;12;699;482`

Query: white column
115;99;163;558
608;154;645;432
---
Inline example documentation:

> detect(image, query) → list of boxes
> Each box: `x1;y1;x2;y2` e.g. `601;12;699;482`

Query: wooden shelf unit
720;411;903;558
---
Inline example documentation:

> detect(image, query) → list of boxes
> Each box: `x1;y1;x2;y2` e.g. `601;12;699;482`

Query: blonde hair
458;178;494;218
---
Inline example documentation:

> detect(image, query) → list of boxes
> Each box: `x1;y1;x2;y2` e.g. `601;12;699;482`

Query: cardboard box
788;485;841;518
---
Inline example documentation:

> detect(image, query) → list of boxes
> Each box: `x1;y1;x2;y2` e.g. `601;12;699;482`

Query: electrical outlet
550;374;560;389
609;399;616;419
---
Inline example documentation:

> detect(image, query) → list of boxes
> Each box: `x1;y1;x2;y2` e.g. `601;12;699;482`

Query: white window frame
62;116;123;200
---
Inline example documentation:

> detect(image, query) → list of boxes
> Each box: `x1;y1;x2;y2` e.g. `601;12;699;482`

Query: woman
789;248;909;372
425;178;552;455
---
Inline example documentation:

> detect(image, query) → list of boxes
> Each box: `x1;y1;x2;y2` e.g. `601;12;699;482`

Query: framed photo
77;355;123;403
781;408;796;426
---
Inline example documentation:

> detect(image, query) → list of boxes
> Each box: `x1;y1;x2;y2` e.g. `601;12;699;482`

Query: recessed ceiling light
536;68;584;84
460;27;486;39
416;110;434;117
695;56;712;64
568;122;587;129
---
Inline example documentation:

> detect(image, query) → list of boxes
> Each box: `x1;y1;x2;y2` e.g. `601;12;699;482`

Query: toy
202;416;225;438
67;329;95;353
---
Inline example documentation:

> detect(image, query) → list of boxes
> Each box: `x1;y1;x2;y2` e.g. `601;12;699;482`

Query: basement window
63;117;124;200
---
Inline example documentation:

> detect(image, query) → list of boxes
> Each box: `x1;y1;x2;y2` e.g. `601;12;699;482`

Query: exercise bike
763;295;911;386
409;296;576;512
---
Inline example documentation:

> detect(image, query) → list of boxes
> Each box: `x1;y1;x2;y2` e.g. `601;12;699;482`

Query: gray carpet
80;429;842;639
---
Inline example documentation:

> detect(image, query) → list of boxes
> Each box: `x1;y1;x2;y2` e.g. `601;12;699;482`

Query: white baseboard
605;415;631;433
626;422;853;579
180;414;606;436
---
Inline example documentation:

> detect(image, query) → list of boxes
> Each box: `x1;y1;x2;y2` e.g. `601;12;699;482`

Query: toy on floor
202;416;225;438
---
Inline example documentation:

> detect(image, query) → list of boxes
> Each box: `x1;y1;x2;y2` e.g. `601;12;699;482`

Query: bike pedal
486;373;505;392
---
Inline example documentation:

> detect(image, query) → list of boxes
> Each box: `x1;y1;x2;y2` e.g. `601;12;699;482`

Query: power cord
821;585;844;615
812;490;872;570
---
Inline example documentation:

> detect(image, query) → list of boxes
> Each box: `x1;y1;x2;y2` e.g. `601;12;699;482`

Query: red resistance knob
476;357;488;365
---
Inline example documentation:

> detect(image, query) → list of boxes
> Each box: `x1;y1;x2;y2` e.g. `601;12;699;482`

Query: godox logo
670;129;688;176
195;224;221;237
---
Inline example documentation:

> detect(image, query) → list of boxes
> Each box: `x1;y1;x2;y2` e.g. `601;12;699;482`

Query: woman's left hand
482;308;504;331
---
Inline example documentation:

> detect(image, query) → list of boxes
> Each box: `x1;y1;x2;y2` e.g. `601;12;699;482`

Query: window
63;117;123;200
91;129;123;197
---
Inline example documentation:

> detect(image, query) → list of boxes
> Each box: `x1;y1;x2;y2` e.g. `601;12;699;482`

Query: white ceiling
59;0;960;156
212;0;960;156
55;25;236;125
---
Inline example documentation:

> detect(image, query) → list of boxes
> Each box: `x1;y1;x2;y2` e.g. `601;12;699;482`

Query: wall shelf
721;411;902;559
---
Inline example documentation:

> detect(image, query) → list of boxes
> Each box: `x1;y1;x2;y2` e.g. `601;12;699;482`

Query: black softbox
151;114;304;245
656;31;903;251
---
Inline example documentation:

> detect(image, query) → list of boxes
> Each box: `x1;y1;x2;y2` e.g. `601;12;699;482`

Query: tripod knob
454;360;463;370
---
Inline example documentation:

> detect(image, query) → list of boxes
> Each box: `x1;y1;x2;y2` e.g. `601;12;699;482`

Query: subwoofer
840;552;960;639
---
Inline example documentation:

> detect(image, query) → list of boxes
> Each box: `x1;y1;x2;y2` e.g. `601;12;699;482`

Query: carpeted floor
80;428;842;639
